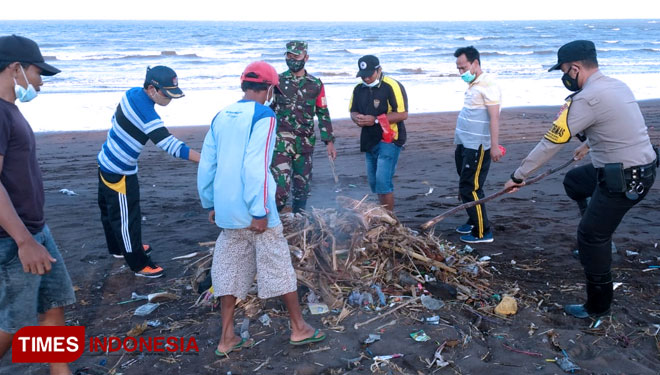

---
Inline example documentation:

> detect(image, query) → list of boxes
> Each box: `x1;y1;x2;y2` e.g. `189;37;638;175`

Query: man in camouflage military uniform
271;40;336;213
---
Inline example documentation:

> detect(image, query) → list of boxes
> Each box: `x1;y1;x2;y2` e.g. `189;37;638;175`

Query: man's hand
18;238;56;275
208;210;215;224
326;141;337;160
490;145;503;162
249;217;268;234
188;150;201;163
354;114;376;127
504;179;524;193
573;142;590;161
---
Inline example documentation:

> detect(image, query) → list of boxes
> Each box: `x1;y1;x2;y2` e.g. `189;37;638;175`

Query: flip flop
289;329;327;346
214;337;249;357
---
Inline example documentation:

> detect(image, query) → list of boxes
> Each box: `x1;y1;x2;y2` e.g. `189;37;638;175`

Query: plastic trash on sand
373;353;403;361
431;344;450;368
59;189;78;196
410;330;431;342
421;294;445;310
363;334;381;344
147;292;178;303
308;302;329;315
240;317;250;340
555;354;581;372
258;313;272;327
371;284;387;306
134;302;160;316
494;295;518;315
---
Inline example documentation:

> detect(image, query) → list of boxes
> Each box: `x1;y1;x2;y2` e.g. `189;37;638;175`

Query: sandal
214;337;250;357
289;328;326;346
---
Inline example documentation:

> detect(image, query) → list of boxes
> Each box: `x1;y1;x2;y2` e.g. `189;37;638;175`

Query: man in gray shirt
505;40;657;319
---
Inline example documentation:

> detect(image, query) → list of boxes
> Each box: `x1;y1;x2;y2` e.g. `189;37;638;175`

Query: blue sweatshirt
197;99;281;229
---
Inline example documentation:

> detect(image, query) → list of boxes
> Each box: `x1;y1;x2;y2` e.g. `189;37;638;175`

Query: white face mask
364;79;380;88
14;65;38;102
263;85;275;106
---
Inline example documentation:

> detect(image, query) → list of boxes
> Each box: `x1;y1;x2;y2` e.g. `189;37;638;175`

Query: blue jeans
0;225;76;333
365;142;401;194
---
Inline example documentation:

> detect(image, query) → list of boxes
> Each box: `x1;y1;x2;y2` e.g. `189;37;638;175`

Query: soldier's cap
145;65;184;99
548;40;597;72
286;40;307;55
356;55;380;78
0;34;60;76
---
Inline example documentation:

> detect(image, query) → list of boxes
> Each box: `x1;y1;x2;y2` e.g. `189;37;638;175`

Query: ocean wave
114;51;201;60
604;40;619;44
52;51;202;61
480;51;534;56
399;68;425;74
642;48;660;52
327;38;362;42
431;73;459;78
459;35;502;41
327;49;352;54
44;55;57;61
316;72;351;77
346;47;422;55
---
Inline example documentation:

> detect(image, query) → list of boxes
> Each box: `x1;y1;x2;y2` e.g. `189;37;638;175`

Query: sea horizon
2;19;659;132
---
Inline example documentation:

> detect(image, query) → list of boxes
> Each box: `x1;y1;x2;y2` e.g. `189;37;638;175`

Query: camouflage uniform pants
271;151;313;208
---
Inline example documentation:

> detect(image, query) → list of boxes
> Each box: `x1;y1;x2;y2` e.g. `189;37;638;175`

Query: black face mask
286;58;305;73
562;71;580;92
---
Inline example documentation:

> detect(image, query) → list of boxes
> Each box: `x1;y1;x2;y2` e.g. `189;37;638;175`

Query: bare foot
216;335;243;354
289;323;321;342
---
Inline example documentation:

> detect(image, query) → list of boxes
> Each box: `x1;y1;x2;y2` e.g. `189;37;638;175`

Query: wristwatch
510;172;523;184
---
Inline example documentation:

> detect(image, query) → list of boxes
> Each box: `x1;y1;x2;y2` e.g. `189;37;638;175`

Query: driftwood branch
353;296;421;330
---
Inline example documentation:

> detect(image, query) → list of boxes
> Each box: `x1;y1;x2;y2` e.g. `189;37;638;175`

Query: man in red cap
198;61;325;357
0;34;75;375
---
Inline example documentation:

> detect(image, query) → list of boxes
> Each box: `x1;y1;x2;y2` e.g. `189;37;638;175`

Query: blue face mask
14;66;38;102
461;70;476;83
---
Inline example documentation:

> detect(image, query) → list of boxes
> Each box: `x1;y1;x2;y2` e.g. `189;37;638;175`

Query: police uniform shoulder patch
544;100;572;144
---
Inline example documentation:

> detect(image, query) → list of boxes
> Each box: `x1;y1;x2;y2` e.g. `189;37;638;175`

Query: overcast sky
1;0;658;21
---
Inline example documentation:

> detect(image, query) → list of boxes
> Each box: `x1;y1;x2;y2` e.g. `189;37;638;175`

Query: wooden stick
421;158;576;230
392;246;457;274
354;296;421;330
328;155;339;184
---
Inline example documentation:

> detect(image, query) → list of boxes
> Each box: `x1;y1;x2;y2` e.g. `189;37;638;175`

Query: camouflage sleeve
315;83;334;143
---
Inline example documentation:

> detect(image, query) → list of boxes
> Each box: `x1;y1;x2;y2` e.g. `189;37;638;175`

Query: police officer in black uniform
505;40;658;319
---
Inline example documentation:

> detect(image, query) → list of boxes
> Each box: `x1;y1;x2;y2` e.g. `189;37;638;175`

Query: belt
623;161;656;180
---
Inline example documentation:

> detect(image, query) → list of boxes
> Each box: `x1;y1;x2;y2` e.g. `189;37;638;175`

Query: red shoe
135;264;164;278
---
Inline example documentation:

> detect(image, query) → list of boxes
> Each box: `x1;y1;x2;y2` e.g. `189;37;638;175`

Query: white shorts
211;224;297;300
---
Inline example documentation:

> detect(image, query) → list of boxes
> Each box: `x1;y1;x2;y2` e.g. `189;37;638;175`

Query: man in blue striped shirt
97;66;200;278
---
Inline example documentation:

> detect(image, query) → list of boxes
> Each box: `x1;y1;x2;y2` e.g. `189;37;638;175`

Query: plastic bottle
240;317;250;340
421;294;445;311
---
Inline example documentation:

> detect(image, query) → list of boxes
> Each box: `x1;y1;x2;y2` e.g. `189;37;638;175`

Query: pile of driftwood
192;196;498;317
280;196;495;312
